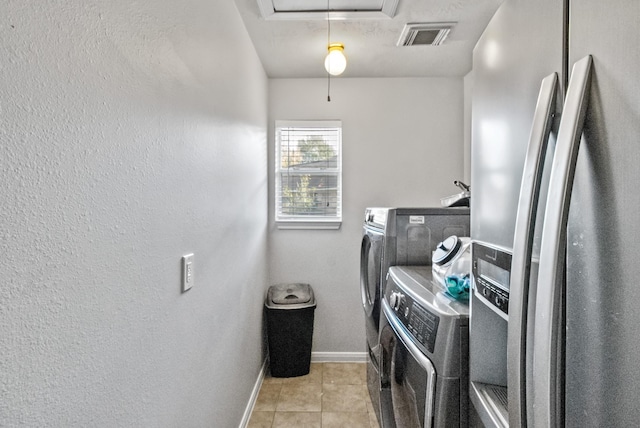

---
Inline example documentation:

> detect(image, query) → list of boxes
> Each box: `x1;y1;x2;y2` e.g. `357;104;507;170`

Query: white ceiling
234;0;504;78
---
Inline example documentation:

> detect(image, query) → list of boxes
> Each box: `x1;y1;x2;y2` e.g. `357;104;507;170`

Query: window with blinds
275;120;342;227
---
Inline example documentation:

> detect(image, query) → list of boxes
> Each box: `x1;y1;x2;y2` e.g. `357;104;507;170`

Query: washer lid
433;235;462;265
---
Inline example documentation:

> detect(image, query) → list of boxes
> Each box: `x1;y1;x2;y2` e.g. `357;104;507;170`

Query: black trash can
265;283;316;377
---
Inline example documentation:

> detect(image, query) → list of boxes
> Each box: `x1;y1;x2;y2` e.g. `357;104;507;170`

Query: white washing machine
379;266;469;427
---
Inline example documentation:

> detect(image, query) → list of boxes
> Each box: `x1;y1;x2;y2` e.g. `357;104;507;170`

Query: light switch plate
182;254;194;292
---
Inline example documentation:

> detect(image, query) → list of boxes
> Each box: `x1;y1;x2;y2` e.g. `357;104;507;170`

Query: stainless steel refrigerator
468;0;640;426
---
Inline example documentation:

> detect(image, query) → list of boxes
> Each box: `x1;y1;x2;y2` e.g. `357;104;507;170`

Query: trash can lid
266;283;314;307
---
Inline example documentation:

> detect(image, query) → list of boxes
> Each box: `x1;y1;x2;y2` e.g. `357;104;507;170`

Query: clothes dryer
361;207;470;423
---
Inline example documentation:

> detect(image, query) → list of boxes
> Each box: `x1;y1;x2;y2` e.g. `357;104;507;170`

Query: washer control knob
389;292;399;310
397;294;405;311
390;292;405;311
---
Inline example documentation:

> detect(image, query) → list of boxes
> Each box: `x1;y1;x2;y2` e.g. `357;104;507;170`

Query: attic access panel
273;0;383;11
257;0;398;20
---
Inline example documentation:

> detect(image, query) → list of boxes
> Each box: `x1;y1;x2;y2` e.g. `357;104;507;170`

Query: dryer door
380;301;437;428
361;227;384;328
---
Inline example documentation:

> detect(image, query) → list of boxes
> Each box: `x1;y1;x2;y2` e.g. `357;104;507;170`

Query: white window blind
275;120;342;226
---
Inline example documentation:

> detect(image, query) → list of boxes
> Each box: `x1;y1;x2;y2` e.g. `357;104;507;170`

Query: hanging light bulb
325;0;346;101
324;43;347;76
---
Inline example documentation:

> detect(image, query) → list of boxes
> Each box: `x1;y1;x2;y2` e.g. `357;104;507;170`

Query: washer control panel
387;283;440;354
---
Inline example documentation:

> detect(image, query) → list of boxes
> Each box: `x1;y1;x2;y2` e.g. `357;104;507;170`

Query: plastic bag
445;274;471;300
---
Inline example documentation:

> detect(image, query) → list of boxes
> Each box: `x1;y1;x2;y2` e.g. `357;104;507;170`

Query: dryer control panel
387;283;440;354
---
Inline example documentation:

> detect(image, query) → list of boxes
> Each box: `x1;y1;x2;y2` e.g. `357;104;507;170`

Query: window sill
276;220;342;230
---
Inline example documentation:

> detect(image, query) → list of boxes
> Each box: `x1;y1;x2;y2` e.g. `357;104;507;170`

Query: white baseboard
311;351;367;363
238;358;268;428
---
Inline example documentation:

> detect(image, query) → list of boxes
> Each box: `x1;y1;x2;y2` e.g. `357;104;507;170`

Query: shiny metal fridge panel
564;1;640;426
469;0;564;426
470;0;564;251
471;0;640;427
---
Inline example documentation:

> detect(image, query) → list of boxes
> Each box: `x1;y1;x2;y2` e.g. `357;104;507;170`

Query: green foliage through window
276;121;342;222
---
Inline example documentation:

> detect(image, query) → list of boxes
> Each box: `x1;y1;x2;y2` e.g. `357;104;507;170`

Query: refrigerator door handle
534;55;593;427
508;72;559;428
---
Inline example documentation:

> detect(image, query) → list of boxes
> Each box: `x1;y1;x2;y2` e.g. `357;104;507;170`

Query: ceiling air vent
397;22;456;46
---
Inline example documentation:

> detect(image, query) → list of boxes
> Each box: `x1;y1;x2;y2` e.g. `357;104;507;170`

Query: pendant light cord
327;0;331;102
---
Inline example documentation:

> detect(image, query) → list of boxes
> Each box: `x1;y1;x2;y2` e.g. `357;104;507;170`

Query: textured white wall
0;1;268;426
268;78;465;352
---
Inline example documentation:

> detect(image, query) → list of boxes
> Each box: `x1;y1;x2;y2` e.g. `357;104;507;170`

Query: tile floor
248;362;380;428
